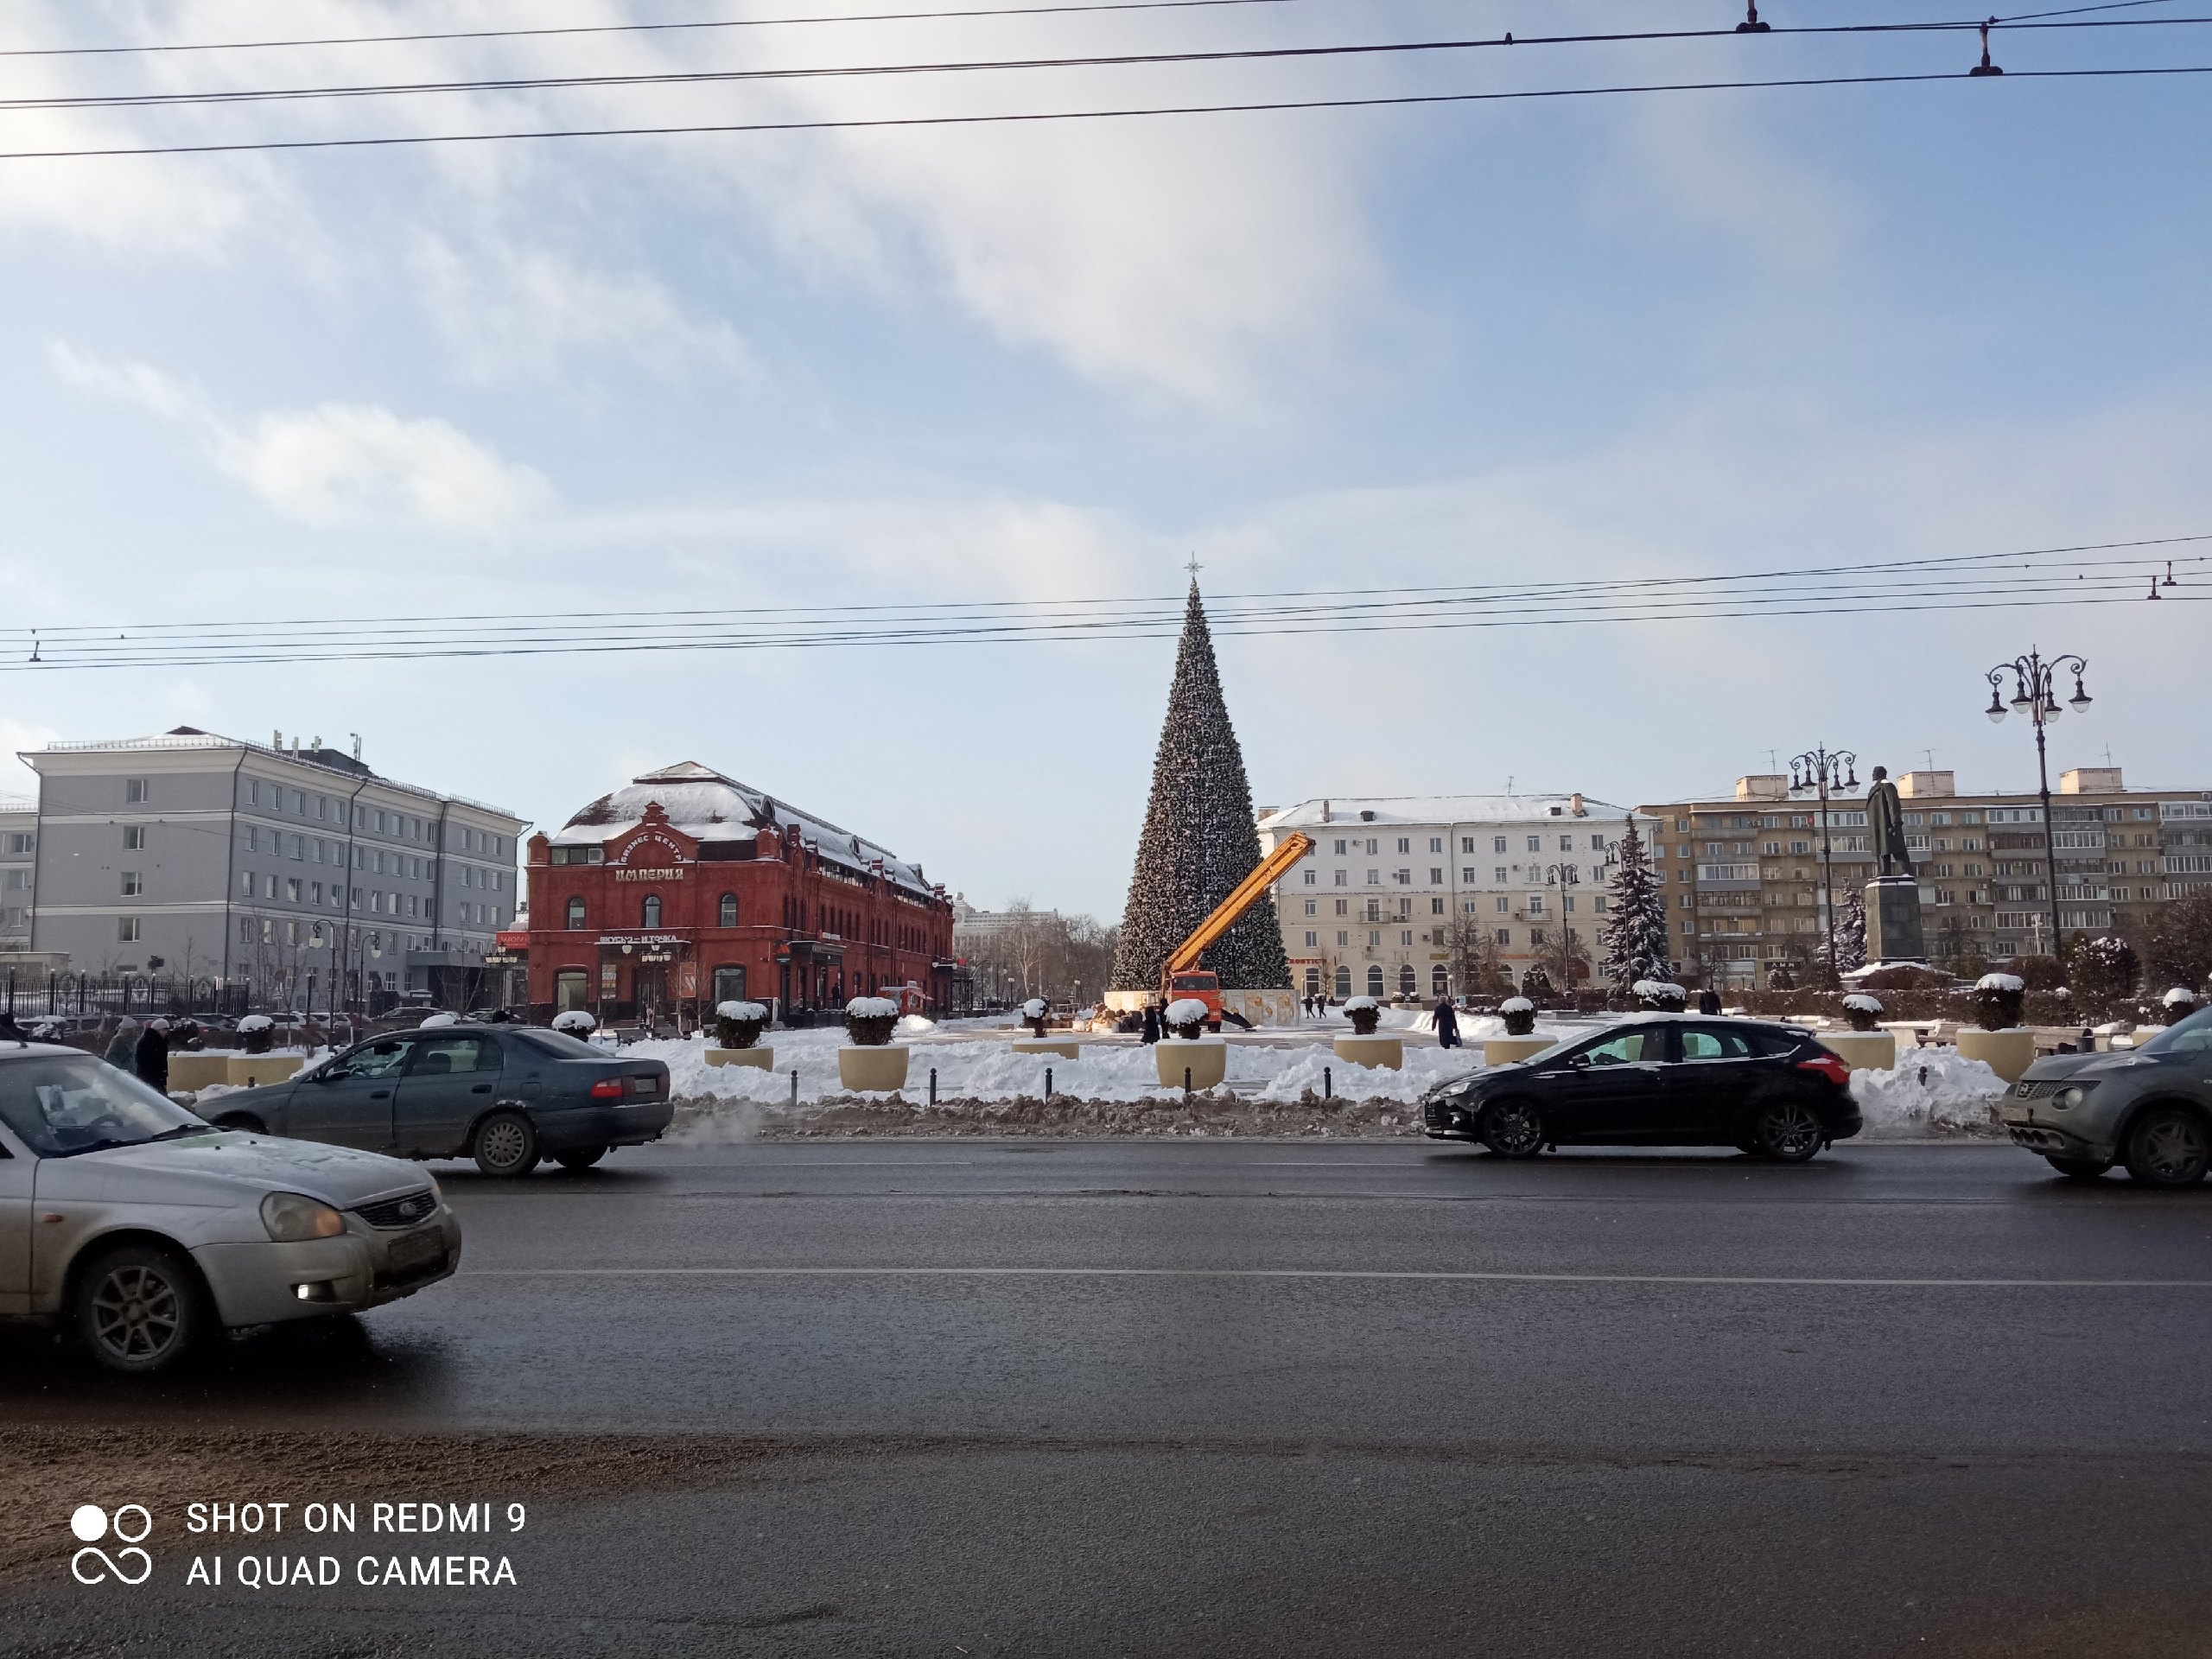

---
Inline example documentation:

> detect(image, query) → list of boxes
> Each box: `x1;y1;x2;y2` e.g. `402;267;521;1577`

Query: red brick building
524;762;957;1024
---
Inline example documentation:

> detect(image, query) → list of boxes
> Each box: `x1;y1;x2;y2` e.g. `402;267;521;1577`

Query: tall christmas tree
1109;581;1292;993
1599;817;1671;990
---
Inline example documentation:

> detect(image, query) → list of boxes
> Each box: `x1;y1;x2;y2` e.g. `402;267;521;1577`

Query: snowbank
1850;1048;2009;1139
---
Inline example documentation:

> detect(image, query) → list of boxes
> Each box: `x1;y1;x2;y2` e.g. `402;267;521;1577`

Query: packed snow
552;1009;595;1034
716;1001;767;1021
1021;998;1048;1020
845;996;901;1019
1842;994;1884;1014
1976;972;2025;994
236;1014;274;1034
1849;1049;2008;1138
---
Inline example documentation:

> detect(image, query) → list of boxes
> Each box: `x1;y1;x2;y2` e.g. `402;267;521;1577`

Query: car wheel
73;1243;209;1375
212;1112;264;1134
472;1110;540;1178
553;1146;608;1173
1479;1100;1546;1159
2122;1108;2210;1188
2044;1155;2113;1182
1751;1097;1826;1163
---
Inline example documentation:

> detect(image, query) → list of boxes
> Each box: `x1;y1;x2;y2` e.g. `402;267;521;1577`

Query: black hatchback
200;1024;674;1177
1423;1014;1862;1161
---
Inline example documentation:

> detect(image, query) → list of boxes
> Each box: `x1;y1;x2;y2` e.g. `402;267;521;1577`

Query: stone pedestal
1865;874;1928;965
1958;1028;2037;1084
166;1053;232;1093
1820;1032;1897;1072
1156;1039;1227;1090
1484;1036;1555;1067
707;1046;774;1070
1011;1038;1081;1060
837;1046;910;1092
1333;1034;1404;1071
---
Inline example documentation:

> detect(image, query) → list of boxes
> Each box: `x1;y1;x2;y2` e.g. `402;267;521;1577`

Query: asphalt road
9;1139;2212;1656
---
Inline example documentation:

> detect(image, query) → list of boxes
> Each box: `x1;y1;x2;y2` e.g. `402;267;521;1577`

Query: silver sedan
0;1041;461;1372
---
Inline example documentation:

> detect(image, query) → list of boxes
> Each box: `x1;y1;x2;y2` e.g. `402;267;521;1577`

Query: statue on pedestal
1866;766;1910;877
1860;766;1926;966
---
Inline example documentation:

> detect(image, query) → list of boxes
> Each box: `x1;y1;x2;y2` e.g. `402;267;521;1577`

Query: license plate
632;1078;658;1095
388;1228;445;1274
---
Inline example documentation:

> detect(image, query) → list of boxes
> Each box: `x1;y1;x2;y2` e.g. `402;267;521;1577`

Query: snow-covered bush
1974;972;2025;1033
1498;995;1535;1037
1842;992;1884;1033
1342;995;1382;1037
419;1012;457;1030
715;1000;769;1049
237;1013;276;1054
844;996;901;1047
2163;986;2200;1024
1633;979;1688;1013
1021;996;1050;1037
1163;998;1211;1040
552;1009;595;1037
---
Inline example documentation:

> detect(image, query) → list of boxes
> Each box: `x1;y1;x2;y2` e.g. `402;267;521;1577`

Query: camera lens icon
69;1504;151;1543
70;1505;108;1542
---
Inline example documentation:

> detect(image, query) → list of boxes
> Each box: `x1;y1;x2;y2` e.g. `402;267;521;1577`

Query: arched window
1398;964;1417;996
555;969;589;1011
1433;965;1450;998
718;893;738;928
1365;965;1385;998
641;894;662;929
1334;966;1351;999
565;896;586;931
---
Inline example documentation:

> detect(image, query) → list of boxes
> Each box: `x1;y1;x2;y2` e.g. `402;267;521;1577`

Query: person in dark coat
1697;988;1722;1015
1140;1001;1161;1045
134;1018;173;1093
1433;995;1461;1049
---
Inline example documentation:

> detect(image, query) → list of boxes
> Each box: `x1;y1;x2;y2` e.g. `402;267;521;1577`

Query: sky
2;0;2208;921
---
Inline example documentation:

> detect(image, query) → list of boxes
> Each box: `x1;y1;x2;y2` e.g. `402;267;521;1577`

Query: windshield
0;1055;212;1158
2136;1005;2212;1055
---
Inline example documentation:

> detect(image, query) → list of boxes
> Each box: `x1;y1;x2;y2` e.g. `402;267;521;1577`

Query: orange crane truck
1158;831;1313;1031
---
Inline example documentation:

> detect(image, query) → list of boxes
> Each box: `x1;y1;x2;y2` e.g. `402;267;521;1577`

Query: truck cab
1165;971;1223;1030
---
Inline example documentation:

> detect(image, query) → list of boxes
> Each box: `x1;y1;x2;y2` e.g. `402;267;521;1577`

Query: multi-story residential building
1;793;36;955
1642;766;2212;988
20;728;526;1005
1256;793;1650;1001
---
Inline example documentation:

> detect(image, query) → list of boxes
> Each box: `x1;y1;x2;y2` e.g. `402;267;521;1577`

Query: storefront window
713;965;747;1003
555;970;589;1012
641;894;662;928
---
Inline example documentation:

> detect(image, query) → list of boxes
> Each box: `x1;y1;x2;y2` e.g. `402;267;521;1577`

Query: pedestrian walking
1697;988;1722;1015
1141;1001;1160;1045
134;1017;173;1094
1433;995;1461;1050
103;1016;141;1069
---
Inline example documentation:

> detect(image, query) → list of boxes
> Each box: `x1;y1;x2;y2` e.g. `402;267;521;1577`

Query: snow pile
1343;995;1378;1014
2164;987;2198;1008
552;1010;595;1035
1850;1049;2009;1138
1499;996;1534;1014
898;1014;936;1034
1977;972;2025;994
1842;994;1884;1014
845;996;901;1019
716;1001;767;1021
236;1014;274;1035
1022;998;1048;1020
1163;998;1210;1029
419;1012;457;1028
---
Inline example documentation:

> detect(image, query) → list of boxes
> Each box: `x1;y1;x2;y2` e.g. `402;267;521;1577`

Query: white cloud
410;231;752;382
49;342;552;533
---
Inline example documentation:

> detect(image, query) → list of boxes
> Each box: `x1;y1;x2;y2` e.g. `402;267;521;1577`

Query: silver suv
1999;1006;2212;1185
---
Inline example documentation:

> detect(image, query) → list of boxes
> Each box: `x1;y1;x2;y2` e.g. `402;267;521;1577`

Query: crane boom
1165;832;1314;978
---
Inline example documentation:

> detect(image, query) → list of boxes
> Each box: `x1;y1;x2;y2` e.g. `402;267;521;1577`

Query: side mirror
1565;1053;1591;1071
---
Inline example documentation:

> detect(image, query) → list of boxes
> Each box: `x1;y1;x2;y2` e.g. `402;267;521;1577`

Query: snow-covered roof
1260;793;1652;831
552;760;937;899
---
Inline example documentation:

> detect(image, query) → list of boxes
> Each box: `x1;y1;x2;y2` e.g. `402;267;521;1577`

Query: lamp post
1789;746;1859;988
1985;649;2091;966
1542;861;1580;996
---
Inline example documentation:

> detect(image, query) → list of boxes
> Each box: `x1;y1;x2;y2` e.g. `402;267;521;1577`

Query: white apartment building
0;793;35;955
1257;793;1654;1000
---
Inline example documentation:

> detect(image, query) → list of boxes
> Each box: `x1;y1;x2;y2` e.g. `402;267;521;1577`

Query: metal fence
4;971;253;1020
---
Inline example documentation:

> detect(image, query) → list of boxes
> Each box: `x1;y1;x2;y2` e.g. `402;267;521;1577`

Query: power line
3;63;2206;162
9;16;2208;117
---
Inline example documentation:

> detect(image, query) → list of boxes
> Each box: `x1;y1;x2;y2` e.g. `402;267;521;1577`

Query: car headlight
2054;1084;2100;1110
261;1192;346;1242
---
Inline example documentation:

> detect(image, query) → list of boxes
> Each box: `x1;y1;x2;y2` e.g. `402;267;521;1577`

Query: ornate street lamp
1542;861;1580;996
1788;746;1858;988
1986;649;2090;963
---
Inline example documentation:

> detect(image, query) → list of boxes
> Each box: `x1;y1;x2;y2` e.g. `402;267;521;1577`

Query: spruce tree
1823;890;1867;977
1599;817;1671;991
1109;582;1292;993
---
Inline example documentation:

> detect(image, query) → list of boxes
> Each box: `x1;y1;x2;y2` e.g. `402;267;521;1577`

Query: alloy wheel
2131;1112;2209;1185
1483;1102;1545;1158
1758;1101;1824;1161
90;1264;183;1365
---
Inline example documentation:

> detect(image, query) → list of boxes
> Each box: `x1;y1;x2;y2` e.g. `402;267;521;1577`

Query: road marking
464;1267;2212;1289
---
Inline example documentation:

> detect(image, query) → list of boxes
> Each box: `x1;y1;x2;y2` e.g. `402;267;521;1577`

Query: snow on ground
1849;1049;2009;1139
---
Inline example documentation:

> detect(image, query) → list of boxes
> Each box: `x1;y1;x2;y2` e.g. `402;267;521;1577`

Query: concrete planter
1156;1039;1227;1091
1957;1028;2037;1084
1820;1032;1897;1072
1010;1038;1080;1060
166;1053;232;1093
228;1054;303;1089
837;1046;910;1093
706;1046;775;1071
1484;1036;1555;1067
1333;1033;1404;1071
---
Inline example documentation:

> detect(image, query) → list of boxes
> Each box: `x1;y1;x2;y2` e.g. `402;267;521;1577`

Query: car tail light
588;1077;625;1099
1796;1053;1852;1087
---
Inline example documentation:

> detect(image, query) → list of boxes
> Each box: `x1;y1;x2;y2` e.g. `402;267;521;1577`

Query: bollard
1184;1065;1192;1099
791;1068;799;1105
1046;1066;1053;1101
1325;1065;1332;1102
930;1066;938;1107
